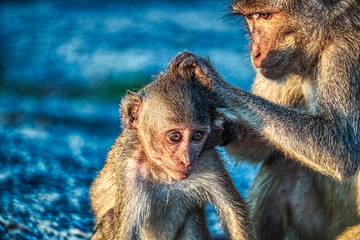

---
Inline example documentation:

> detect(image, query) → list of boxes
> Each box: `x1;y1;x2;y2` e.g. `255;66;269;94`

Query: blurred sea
0;0;258;239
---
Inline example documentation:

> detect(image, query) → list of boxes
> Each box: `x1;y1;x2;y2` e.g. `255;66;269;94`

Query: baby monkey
90;53;254;240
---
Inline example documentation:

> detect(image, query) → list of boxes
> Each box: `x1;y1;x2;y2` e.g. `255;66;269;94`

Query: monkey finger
177;55;217;89
167;51;197;77
185;55;229;91
168;52;231;107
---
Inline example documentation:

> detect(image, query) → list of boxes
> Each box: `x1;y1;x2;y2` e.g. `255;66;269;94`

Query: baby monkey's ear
120;91;143;130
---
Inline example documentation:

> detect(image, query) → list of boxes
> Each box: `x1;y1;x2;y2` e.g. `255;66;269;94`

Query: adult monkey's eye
259;13;272;20
191;132;203;141
169;132;182;142
252;13;260;19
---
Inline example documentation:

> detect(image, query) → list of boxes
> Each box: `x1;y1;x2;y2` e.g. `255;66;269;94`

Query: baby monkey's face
120;63;219;181
135;95;212;181
155;125;210;180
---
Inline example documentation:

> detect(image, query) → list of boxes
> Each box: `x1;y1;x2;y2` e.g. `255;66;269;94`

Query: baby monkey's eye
191;132;203;141
169;132;182;142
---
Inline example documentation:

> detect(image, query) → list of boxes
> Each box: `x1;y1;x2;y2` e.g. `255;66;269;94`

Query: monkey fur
175;0;360;239
89;56;254;240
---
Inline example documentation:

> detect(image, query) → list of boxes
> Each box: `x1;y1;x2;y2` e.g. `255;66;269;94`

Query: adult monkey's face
231;0;304;79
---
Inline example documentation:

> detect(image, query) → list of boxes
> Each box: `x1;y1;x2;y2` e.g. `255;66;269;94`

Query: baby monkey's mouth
164;164;195;180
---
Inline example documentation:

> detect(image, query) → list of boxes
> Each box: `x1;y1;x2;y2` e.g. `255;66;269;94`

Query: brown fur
336;224;360;240
174;0;360;238
89;56;254;240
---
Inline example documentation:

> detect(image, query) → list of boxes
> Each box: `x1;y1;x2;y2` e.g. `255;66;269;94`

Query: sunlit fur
175;0;360;238
89;54;254;240
336;224;360;240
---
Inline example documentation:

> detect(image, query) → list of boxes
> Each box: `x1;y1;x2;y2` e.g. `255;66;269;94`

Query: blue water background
0;0;258;239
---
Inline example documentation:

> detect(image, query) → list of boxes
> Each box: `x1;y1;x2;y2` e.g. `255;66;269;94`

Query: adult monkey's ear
120;91;143;130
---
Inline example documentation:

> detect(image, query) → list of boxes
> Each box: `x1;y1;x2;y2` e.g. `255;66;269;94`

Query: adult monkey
175;0;360;239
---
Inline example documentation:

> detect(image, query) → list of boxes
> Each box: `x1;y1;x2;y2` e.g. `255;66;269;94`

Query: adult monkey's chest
252;74;313;111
